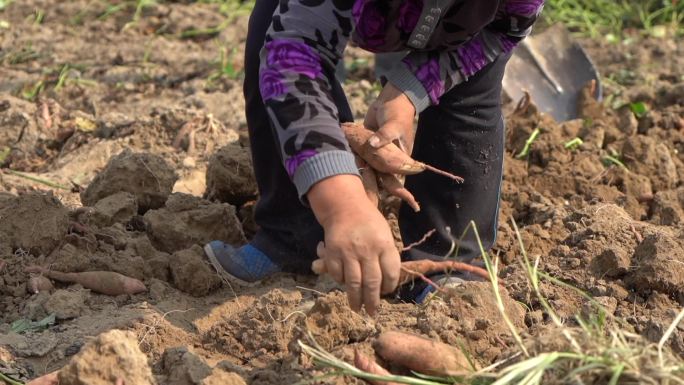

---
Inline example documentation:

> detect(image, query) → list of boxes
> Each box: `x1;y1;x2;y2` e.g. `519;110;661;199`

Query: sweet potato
311;259;490;285
377;173;420;212
342;123;464;182
27;276;54;294
25;266;146;296
356;155;380;207
26;371;59;385
353;350;400;385
373;331;472;376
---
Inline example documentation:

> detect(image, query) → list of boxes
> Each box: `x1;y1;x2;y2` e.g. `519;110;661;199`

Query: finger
317;242;344;283
311;259;326;275
364;102;380;130
368;124;401;148
360;257;382;316
344;259;363;312
379;247;401;295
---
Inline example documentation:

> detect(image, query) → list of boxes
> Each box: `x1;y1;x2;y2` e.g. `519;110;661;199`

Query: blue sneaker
204;241;281;285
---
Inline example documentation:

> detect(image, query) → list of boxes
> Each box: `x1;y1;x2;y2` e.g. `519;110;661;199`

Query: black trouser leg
399;52;511;265
243;0;353;272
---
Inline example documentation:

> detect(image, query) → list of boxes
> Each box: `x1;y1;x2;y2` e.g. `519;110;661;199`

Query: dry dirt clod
0;192;70;256
204;144;257;206
169;245;222;297
626;231;684;299
58;329;156;385
200;369;246;385
143;193;246;253
44;289;88;320
300;291;376;351
161;346;212;385
81;149;178;213
89;191;139;228
204;289;303;363
27;276;54;294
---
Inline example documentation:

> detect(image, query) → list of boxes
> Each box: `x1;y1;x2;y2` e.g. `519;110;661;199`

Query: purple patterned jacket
258;0;545;199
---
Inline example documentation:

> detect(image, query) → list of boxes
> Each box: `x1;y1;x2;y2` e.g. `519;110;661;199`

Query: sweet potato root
353;350;400;385
398;260;490;284
25;266;146;296
377;173;420;212
311;259;490;285
342;122;464;182
373;331;472;376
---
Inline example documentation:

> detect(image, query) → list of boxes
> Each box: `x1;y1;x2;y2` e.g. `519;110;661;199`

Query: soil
0;2;683;384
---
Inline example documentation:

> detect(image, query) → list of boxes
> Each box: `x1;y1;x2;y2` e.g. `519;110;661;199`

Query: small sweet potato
373;331;472;376
25;266;146;296
377;173;420;212
353;350;400;385
342;123;463;182
343;122;423;175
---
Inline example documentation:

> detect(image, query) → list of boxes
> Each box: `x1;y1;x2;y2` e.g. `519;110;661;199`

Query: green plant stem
603;155;628;171
516;127;540;159
3;169;70;190
564;137;583;150
0;371;24;385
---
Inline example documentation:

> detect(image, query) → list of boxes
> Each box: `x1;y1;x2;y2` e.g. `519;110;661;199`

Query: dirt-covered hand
308;175;401;316
364;82;416;154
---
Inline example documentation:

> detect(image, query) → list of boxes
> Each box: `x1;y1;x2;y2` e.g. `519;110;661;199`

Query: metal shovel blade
502;23;602;122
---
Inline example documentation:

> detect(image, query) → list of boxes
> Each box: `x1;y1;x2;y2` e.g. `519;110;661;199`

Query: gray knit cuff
292;150;360;202
384;64;431;113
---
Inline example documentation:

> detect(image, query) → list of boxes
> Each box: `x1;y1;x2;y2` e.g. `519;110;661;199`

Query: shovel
502;23;602;122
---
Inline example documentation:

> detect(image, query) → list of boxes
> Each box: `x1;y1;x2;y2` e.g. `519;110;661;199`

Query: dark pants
243;0;508;274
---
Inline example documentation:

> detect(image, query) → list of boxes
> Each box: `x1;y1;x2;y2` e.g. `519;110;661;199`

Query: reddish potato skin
342;123;425;175
25;266;146;296
373;331;471;376
377;173;420;212
353;350;401;385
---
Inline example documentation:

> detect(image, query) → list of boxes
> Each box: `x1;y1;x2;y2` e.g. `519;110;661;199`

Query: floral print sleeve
259;0;358;200
384;0;545;112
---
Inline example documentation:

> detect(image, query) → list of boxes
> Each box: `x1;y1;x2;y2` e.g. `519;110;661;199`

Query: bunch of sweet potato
342;122;463;212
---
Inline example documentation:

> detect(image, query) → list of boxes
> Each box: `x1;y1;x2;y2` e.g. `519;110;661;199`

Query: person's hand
308;174;401;316
364;82;416;154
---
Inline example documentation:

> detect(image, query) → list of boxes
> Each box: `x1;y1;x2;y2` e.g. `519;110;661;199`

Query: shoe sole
203;243;261;288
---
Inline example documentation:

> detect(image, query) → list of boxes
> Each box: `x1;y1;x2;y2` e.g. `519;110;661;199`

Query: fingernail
368;135;380;147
